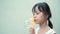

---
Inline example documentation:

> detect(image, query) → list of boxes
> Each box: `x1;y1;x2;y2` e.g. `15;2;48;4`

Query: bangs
32;3;45;13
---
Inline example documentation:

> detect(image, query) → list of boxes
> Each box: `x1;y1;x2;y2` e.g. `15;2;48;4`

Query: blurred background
0;0;60;34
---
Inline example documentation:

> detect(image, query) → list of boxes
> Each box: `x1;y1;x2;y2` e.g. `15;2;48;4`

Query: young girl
30;2;56;34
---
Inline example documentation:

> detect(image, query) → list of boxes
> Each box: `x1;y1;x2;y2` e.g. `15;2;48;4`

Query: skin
30;6;51;34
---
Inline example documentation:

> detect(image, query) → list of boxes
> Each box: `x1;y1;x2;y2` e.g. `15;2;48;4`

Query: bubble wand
30;17;35;28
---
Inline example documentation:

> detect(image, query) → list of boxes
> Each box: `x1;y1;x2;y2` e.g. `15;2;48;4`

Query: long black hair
32;2;53;29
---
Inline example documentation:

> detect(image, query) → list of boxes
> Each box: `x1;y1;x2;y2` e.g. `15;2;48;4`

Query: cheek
37;14;45;23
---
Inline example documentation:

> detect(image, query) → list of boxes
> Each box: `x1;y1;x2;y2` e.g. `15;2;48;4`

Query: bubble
25;18;31;28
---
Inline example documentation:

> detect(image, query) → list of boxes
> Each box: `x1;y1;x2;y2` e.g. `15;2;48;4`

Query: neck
39;20;49;29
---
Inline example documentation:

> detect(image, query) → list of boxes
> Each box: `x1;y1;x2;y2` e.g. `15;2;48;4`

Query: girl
30;2;56;34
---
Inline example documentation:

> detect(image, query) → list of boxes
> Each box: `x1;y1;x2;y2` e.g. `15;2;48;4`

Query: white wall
0;0;60;34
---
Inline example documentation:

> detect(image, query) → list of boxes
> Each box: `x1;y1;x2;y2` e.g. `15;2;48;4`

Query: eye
36;13;40;15
33;13;35;15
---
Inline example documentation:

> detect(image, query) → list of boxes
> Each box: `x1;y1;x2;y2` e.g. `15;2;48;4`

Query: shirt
35;27;56;34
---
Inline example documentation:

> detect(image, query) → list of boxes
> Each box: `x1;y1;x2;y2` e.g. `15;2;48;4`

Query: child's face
33;6;48;24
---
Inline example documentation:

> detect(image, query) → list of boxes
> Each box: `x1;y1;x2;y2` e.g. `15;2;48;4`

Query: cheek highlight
36;13;46;24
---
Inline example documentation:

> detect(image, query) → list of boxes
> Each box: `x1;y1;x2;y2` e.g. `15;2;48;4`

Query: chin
34;22;39;24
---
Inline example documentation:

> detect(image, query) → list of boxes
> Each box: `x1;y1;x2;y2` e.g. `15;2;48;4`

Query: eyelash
33;13;40;15
37;13;39;15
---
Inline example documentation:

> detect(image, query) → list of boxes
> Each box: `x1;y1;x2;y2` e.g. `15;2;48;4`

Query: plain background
0;0;60;34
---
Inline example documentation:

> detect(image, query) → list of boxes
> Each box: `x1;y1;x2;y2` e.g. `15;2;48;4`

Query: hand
29;27;35;34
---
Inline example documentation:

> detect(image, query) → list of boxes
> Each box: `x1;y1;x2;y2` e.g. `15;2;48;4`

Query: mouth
34;18;39;24
34;19;37;22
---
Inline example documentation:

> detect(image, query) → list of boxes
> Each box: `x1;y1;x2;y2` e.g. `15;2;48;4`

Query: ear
46;14;49;18
46;13;49;19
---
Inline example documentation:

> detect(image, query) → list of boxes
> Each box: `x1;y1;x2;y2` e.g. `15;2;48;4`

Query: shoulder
46;29;56;34
51;29;56;34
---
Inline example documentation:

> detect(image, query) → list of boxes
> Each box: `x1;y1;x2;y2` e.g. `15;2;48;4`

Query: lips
34;18;37;22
